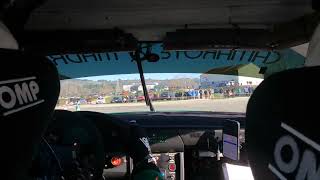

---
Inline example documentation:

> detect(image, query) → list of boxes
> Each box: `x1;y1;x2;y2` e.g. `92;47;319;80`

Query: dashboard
110;111;245;150
36;110;247;180
101;111;247;180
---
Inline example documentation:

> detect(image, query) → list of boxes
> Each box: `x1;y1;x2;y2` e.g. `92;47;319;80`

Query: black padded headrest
0;49;60;179
246;66;320;180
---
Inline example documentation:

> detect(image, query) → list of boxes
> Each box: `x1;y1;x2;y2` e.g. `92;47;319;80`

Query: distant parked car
160;92;175;100
137;96;145;102
79;98;87;104
129;96;137;102
175;92;183;97
111;96;123;103
136;93;158;102
96;96;105;104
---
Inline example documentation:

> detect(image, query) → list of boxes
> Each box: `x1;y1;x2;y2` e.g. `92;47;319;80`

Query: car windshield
53;43;306;113
57;73;258;113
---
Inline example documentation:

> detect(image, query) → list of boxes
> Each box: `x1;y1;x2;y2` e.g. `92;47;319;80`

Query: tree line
60;78;200;97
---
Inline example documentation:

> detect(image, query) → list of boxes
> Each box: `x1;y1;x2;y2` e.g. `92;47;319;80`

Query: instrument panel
102;111;246;180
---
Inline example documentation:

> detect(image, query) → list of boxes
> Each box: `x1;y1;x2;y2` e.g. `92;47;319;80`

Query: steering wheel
44;110;105;180
74;111;132;154
75;111;154;162
73;111;157;179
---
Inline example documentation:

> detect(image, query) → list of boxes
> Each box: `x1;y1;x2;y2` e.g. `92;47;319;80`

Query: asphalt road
58;97;250;113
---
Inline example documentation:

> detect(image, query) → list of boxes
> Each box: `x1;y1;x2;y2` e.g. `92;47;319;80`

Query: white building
200;74;263;88
138;84;156;91
123;85;133;92
124;82;158;92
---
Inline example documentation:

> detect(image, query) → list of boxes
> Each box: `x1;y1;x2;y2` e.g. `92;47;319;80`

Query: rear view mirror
223;120;240;161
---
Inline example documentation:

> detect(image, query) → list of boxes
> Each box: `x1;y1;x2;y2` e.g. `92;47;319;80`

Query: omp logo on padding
0;77;44;116
268;123;320;180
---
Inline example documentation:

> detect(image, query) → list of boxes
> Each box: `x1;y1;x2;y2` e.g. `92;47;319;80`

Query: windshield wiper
133;47;155;112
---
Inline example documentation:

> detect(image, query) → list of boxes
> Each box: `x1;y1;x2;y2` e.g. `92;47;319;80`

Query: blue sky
78;73;201;81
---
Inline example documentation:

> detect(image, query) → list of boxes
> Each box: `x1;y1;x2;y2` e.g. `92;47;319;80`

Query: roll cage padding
246;66;320;180
0;49;60;180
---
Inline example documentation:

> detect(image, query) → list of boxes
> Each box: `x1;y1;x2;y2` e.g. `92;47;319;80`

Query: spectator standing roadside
230;89;234;97
226;89;230;98
75;101;80;111
244;86;249;96
199;89;203;99
248;86;253;95
188;89;192;99
204;90;208;99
